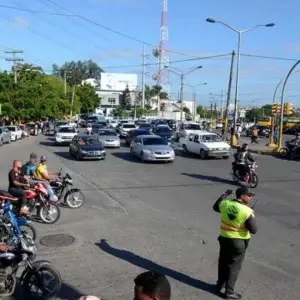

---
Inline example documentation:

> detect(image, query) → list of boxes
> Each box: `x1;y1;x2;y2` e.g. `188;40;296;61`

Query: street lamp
206;17;275;145
164;66;202;120
185;83;207;121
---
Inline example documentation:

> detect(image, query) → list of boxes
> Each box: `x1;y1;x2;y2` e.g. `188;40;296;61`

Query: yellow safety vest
219;199;253;240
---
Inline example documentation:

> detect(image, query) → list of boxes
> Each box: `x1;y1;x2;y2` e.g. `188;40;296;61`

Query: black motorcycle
280;141;300;159
232;162;258;188
0;234;61;298
50;168;85;209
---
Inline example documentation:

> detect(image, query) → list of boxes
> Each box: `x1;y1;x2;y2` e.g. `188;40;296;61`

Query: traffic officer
213;187;258;299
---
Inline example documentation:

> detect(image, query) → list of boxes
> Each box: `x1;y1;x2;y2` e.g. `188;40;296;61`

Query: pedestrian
250;127;258;143
213;187;258;299
274;126;279;144
134;271;171;300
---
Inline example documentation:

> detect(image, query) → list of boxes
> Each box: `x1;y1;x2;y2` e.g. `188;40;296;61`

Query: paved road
0;134;299;299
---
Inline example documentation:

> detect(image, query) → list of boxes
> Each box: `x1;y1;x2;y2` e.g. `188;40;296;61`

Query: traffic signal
272;104;281;115
284;102;293;115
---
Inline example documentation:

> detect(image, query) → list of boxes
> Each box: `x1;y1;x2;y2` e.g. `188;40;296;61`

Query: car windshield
57;122;68;126
143;137;167;145
201;134;222;143
134;130;150;136
79;137;102;146
88;117;98;122
7;127;16;131
123;124;136;129
184;124;201;130
139;123;151;128
156;127;172;133
59;127;76;133
98;130;117;136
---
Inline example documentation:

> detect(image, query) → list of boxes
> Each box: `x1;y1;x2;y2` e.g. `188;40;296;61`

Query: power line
43;0;204;58
0;13;78;52
240;53;299;61
0;4;73;16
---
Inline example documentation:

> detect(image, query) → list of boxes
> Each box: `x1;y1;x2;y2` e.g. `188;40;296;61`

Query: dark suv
125;129;152;146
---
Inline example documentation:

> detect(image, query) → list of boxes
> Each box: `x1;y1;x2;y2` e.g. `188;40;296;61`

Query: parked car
97;129;120;148
125;129;152;146
0;126;11;145
69;135;106;160
246;125;270;137
7;125;22;141
130;135;175;163
152;126;173;145
119;123;136;137
55;126;78;145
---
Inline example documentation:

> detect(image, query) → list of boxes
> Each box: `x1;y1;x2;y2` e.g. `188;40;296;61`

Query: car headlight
80;149;88;154
144;150;154;155
56;135;61;138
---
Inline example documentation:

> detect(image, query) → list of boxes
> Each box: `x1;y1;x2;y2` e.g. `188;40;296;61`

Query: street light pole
164;66;202;120
206;18;275;145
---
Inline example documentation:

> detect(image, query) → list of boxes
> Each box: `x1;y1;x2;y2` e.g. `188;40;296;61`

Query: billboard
100;73;138;91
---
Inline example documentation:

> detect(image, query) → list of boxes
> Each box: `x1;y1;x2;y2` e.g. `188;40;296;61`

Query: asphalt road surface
0;134;299;300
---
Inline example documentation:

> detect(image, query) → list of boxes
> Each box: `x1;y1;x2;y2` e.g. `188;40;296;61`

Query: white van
175;121;202;140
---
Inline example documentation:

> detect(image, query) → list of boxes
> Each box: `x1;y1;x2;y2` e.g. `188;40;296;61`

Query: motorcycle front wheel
20;223;37;241
22;264;62;299
279;147;288;158
39;204;61;224
249;173;258;188
64;190;85;209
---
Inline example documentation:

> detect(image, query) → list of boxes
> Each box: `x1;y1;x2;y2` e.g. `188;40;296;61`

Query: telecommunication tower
153;0;170;95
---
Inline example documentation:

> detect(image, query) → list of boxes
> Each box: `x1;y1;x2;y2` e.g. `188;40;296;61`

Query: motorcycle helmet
40;155;47;162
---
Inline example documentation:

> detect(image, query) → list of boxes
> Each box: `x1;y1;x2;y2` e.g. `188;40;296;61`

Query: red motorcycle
24;183;61;224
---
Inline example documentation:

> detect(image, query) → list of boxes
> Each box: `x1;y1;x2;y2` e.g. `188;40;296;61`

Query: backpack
20;162;30;177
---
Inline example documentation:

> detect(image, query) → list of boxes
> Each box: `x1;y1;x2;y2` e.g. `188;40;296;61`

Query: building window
108;98;116;104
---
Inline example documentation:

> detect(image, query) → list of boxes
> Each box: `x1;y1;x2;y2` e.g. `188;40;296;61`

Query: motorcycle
50;168;85;209
0;192;37;241
24;183;61;224
232;162;259;188
279;141;300;159
0;234;61;298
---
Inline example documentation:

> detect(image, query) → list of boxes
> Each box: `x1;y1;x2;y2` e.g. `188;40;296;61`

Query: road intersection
0;134;299;299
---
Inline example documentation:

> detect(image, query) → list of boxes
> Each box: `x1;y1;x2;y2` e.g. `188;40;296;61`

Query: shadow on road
181;172;237;186
54;151;75;161
96;239;217;295
39;141;55;147
111;152;141;163
11;281;84;300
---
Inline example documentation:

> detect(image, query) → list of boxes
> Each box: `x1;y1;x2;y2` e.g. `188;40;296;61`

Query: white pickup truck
179;132;231;159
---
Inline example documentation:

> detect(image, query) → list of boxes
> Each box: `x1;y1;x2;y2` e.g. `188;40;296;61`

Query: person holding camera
213;187;258;299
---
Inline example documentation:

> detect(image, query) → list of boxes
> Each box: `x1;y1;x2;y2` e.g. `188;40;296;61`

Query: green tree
122;85;132;110
245;108;264;121
112;106;124;118
52;60;104;86
76;84;99;114
183;107;191;115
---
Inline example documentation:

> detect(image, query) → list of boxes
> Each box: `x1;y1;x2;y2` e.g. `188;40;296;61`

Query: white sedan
7;126;23;141
55;126;78;145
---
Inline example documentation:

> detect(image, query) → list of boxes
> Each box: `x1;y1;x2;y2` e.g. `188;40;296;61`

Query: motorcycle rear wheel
22;264;62;299
39;204;61;224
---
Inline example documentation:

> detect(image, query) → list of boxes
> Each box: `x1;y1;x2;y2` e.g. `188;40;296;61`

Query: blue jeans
33;180;57;201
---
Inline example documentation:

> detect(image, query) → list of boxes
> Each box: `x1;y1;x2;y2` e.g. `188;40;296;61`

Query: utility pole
224;51;235;138
70;86;76;118
63;70;72;95
220;89;224;119
5;50;24;84
141;44;149;110
193;92;197;121
180;74;184;120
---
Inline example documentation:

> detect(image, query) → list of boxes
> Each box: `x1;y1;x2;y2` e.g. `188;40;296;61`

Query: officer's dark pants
217;236;249;294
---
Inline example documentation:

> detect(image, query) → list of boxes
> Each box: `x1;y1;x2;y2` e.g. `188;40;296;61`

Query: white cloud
13;17;29;28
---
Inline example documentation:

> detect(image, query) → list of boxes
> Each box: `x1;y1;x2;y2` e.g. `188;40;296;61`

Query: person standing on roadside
213;187;258;299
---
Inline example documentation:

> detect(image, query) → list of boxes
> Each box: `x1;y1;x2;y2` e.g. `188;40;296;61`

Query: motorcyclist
34;156;58;201
235;144;255;180
232;145;241;177
8;160;29;215
287;133;300;157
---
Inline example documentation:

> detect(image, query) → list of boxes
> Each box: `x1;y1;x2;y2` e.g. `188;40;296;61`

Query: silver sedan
130;135;175;163
97;129;120;148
